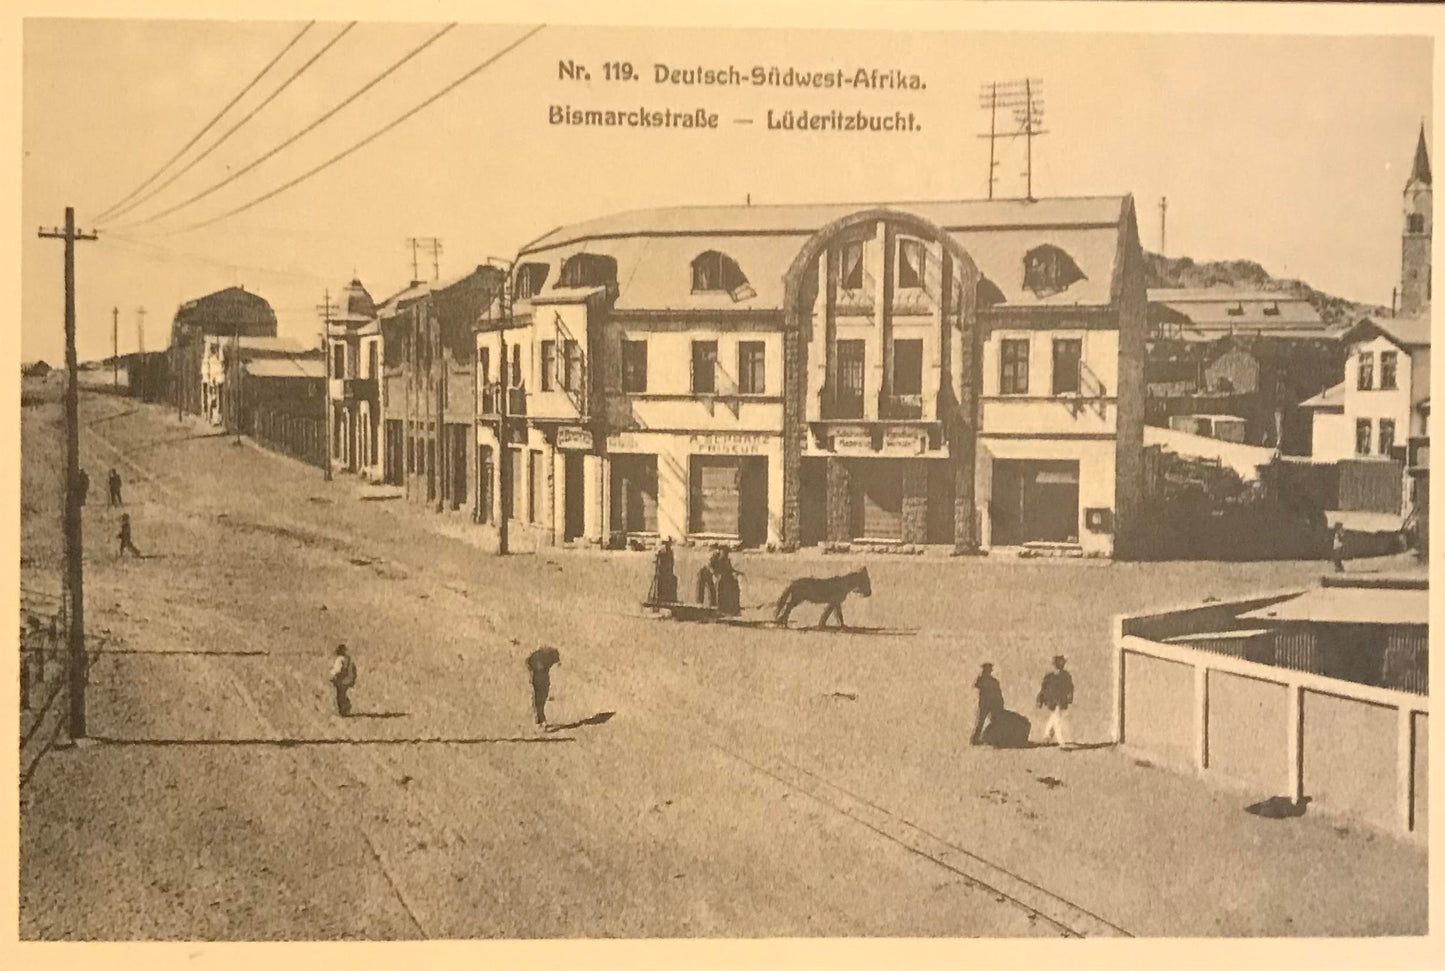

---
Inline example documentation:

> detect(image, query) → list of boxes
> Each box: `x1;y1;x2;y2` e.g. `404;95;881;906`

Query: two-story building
169;284;278;419
479;196;1147;556
325;278;382;479
379;266;505;511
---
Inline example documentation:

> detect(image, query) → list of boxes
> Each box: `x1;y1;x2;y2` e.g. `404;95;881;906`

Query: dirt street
19;389;1428;939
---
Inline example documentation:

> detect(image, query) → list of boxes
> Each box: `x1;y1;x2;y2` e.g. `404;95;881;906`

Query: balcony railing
820;391;865;420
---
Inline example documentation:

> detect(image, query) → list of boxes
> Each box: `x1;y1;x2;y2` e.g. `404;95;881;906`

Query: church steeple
1400;123;1432;317
1410;123;1432;186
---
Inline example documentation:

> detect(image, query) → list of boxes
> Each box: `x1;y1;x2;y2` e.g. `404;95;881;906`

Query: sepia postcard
7;1;1444;968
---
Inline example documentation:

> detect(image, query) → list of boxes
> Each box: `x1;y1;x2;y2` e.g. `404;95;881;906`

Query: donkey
774;567;872;629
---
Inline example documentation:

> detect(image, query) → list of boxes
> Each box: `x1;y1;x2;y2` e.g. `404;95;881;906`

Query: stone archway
779;208;983;551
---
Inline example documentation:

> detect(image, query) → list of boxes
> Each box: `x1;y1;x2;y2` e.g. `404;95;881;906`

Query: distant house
169;285;278;417
201;334;321;429
22;361;51;378
1147;289;1328;342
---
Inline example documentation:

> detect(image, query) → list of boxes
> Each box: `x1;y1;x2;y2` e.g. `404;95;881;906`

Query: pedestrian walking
1331;522;1347;573
971;662;1004;745
526;646;561;728
649;538;677;603
329;644;357;717
1036;655;1075;748
117;513;142;558
107;468;123;507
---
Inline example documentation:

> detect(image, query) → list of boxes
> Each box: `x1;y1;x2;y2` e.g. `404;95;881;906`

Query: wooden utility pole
498;321;510;556
38;207;97;740
112;307;119;389
317;290;339;480
1159;197;1168;256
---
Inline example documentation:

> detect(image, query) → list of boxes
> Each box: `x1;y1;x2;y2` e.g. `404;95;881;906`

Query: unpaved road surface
19;390;1428;939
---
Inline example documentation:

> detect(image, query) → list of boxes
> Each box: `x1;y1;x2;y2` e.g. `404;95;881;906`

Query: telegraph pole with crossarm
38;207;98;740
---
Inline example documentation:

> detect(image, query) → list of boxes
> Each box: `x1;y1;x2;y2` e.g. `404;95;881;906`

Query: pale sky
21;20;1432;364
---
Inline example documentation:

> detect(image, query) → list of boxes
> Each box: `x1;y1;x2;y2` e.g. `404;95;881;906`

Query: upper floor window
1357;350;1375;391
691;340;718;395
366;342;378;380
738;341;766;395
513;263;549;301
897;238;925;290
1262;302;1282;317
1226;303;1245;317
558;253;617;289
1022;245;1085;295
1381;351;1399;390
478;347;491;388
1408;213;1426;234
332;344;346;379
1379;418;1397;456
621;340;648;393
1356;418;1372;456
1000;339;1030;395
539;340;556;392
510;343;523;388
691;251;750;296
840;240;865;291
1052;338;1082;395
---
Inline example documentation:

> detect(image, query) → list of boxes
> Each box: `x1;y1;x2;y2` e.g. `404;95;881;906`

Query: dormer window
690;251;753;301
977;277;1007;308
513;263;549;301
1022;245;1084;295
558;253;617;289
897;238;925;290
1262;301;1281;317
1226;303;1245;317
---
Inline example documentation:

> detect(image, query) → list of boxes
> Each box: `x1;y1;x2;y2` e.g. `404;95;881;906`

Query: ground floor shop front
471;424;1121;555
475;424;786;549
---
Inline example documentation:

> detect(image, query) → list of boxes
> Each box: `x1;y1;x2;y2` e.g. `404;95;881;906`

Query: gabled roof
515;196;1133;313
1341;315;1432;351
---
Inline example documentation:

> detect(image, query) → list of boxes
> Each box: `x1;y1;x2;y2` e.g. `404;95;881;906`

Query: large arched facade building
477;196;1146;557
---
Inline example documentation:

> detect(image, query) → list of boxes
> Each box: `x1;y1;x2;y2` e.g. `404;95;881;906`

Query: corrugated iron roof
1299;382;1345;409
1238;585;1427;626
515;196;1131;313
244;357;324;379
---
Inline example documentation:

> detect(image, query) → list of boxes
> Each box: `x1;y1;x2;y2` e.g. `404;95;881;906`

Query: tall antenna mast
978;78;1047;200
405;237;442;283
1159;196;1168;255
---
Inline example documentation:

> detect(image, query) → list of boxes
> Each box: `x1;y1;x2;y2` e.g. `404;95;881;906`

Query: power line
109;24;457;233
159;23;546;237
104;232;330;284
94;22;315;221
101;22;357;226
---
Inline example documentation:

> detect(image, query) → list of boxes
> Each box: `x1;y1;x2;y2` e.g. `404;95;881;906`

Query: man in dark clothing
329;644;357;717
650;538;677;603
117;513;141;558
1037;655;1075;748
526;646;561;728
971;662;1004;745
107;468;123;507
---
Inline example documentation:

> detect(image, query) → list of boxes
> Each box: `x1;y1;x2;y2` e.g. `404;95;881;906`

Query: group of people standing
972;655;1076;749
649;539;743;616
78;466;140;559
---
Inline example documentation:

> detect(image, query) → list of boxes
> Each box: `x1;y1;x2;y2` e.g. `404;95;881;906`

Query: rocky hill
1144;252;1388;328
